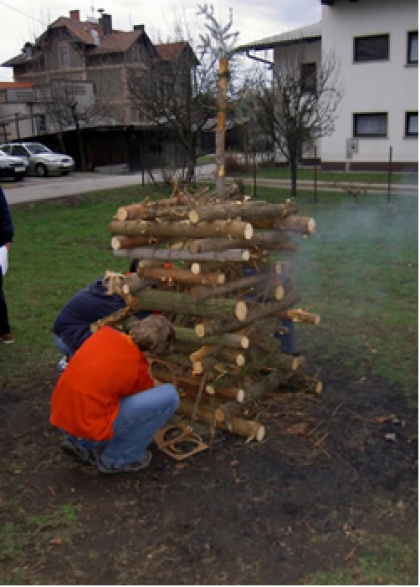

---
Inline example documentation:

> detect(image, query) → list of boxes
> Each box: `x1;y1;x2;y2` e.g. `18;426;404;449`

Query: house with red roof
0;10;198;171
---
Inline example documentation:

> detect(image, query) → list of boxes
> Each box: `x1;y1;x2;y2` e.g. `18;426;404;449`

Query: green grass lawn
199;153;418;186
0;181;417;584
1;184;417;406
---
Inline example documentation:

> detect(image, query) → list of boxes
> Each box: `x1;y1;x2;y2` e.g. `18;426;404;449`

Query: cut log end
308;218;316;234
116;208;128;221
244;223;253;240
235;301;247;322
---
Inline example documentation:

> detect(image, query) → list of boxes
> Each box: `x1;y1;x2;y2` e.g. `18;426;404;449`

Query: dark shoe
1;333;14;344
96;450;152;474
61;438;97;466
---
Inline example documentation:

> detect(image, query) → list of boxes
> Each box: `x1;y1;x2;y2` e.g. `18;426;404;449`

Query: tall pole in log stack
216;56;229;197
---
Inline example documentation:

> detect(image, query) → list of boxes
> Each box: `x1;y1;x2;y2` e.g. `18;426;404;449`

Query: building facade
237;0;418;171
1;10;197;171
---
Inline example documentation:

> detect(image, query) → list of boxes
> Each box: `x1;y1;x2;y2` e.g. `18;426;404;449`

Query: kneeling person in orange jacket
50;314;179;474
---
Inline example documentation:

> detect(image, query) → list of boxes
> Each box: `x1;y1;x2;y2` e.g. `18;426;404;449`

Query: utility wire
0;1;48;25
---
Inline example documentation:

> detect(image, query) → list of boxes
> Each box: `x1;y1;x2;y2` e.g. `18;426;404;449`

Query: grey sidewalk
3;165;417;206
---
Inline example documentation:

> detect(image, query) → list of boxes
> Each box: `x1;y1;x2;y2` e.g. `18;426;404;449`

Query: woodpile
106;187;321;442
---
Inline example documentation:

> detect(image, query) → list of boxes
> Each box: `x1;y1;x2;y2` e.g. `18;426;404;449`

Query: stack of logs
106;188;321;442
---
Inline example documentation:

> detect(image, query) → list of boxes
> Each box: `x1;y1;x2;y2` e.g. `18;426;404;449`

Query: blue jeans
60;384;179;468
54;334;74;357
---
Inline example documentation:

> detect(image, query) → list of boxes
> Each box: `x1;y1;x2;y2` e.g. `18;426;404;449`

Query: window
407;31;418;64
59;45;70;67
405;112;418;136
300;62;317;93
354;34;389;62
10;145;29;157
38;114;46;133
354;113;387;137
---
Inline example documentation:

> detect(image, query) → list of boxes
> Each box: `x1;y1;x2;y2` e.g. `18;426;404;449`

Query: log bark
174;327;249;350
192;356;237;375
136;265;226;287
115;202;191;222
205;386;245;402
114;246;250;263
118;288;248;322
276;308;321;325
90;305;136;333
111;235;156;250
177;399;266;441
195;290;301;338
283;372;323;395
189;201;298;225
109;219;253;240
240;316;290;344
273;215;316;235
190;272;270;301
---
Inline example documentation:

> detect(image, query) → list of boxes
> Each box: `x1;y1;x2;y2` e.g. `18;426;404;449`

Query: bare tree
253;52;343;196
43;81;108;170
128;3;240;183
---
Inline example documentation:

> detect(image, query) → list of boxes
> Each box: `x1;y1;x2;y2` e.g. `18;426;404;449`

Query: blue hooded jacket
53;278;149;354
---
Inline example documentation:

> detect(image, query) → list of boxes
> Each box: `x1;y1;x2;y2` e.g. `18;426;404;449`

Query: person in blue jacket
0;186;14;344
53;267;150;368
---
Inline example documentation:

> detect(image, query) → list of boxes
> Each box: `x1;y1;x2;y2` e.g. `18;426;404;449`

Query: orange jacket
50;326;153;441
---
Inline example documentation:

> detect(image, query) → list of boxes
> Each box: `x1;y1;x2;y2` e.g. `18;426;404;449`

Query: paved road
2;166;416;206
1;168;210;206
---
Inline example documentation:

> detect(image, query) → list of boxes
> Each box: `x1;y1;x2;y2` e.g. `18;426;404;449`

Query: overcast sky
0;0;321;81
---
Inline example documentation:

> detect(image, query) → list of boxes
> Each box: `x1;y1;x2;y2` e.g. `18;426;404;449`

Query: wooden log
115;202;191;222
192;356;237;375
114;247;251;263
205;386;245;403
188;237;240;254
110;235;155;250
136;265;226;287
189;345;218;363
122;273;159;294
118;288;248;322
151;363;201;393
283;372;323;395
174;326;249;350
273;215;316;235
188;201;298;225
177;399;266;442
276;308;321;325
109;219;253;240
214;347;246;367
190;272;269;301
195;290;301;338
215;361;306;422
240;316;290;344
90;305;136;333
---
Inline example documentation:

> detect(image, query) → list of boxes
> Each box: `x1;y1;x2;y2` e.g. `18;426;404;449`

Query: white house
237;0;418;171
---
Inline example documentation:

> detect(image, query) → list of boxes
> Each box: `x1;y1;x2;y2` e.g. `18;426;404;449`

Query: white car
0;142;75;177
0;150;29;181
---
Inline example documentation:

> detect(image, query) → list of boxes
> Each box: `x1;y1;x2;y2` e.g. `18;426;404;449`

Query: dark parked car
0;142;75;177
0;150;28;181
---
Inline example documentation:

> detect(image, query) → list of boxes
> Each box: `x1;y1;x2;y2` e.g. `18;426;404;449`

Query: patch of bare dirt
0;359;417;585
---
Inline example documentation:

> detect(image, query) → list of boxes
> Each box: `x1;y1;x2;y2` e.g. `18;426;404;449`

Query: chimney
69;10;80;21
100;13;112;35
134;24;145;33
